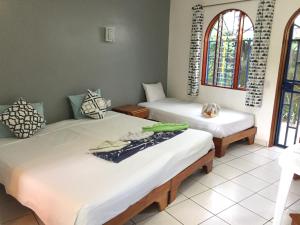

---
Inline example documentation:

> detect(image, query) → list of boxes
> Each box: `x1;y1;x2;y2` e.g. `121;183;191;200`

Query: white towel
120;131;154;141
89;140;130;153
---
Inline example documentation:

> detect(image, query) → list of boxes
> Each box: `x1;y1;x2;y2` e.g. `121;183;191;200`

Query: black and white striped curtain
245;0;276;107
187;5;204;96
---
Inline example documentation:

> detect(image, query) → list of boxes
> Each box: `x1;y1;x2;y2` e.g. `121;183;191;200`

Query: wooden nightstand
112;105;149;119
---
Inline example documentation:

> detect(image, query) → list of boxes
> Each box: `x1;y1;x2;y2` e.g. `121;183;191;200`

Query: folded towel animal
142;123;189;132
202;103;221;118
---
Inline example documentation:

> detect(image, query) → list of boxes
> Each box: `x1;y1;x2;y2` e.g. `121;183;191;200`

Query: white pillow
142;82;166;102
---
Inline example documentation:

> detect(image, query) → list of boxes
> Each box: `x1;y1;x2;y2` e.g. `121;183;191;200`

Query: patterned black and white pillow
81;90;108;119
0;98;45;139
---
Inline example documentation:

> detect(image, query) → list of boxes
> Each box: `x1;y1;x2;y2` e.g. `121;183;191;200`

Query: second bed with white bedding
0;111;213;225
139;98;255;138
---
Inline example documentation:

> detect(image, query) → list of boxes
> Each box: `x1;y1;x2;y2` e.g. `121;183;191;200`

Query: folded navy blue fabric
93;130;184;163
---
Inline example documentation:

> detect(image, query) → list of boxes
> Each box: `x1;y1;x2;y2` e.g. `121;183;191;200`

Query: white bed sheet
0;111;213;225
139;98;255;138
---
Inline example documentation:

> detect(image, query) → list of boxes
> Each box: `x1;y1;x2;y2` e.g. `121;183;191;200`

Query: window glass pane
239;16;254;89
278;92;292;146
293;15;300;39
287;15;300;81
204;10;253;89
278;103;290;146
286;93;300;145
289;93;300;128
296;63;300;81
206;22;218;85
215;10;241;88
287;41;298;80
210;23;218;41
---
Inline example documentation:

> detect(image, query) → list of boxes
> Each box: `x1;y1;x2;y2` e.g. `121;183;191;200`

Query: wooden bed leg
169;186;178;203
203;160;213;174
247;134;255;145
213;127;257;158
215;144;229;158
247;127;257;145
213;138;228;158
157;194;168;211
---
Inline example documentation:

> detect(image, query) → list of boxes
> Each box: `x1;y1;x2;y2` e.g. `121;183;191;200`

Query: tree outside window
202;9;254;90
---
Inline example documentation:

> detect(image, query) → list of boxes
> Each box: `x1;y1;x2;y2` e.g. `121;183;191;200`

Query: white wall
168;0;300;146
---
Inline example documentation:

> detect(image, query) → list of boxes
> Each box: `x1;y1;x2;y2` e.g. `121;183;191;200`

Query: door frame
269;8;300;147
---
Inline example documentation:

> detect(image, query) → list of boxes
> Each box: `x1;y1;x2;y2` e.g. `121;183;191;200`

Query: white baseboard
254;138;268;147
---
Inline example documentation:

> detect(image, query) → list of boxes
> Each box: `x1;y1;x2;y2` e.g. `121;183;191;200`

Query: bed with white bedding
139;98;257;157
0;111;214;225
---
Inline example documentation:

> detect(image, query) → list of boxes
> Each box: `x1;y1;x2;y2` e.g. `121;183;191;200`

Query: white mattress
0;111;213;225
139;98;255;138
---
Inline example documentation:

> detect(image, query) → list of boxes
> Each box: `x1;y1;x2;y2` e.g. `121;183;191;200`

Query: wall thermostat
105;27;115;42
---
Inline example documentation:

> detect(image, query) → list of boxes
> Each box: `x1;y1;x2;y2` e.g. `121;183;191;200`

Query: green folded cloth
142;123;189;132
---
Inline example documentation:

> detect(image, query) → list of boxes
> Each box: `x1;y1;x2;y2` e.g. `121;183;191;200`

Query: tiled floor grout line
197;214;230;225
189;185;269;222
131;146;290;225
188;193;237;219
215;152;300;207
219;144;275;159
214;151;280;182
264;218;273;225
192;180;276;223
181;148;297;224
165;211;185;225
136;146;286;225
175;175;268;223
290;198;300;209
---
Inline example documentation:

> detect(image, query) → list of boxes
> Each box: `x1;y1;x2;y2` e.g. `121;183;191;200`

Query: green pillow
68;89;101;119
0;102;45;138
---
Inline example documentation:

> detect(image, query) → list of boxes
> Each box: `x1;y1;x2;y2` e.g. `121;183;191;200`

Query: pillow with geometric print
0;98;45;139
0;102;45;138
81;90;108;119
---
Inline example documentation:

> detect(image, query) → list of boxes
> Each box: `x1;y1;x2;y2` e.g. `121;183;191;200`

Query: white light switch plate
105;27;115;42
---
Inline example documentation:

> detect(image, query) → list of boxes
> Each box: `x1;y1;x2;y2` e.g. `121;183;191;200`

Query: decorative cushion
142;82;166;102
0;98;45;139
201;103;221;118
81;90;108;119
68;89;101;119
0;103;45;138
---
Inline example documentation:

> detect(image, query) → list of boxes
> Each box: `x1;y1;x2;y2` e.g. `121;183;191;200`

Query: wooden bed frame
104;149;215;225
213;127;257;158
169;149;215;203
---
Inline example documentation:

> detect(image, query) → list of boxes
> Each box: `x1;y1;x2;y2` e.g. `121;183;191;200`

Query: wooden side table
112;105;149;119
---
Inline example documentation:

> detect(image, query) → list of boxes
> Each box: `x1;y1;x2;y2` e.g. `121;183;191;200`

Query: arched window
202;9;254;90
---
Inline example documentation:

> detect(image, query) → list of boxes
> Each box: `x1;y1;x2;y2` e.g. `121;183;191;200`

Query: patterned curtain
187;4;204;96
245;0;276;107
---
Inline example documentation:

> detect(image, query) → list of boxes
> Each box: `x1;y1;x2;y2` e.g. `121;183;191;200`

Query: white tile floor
1;142;300;225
